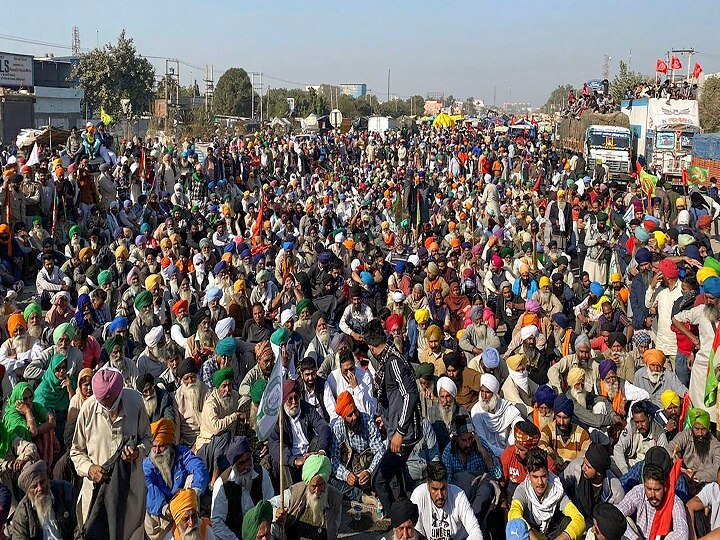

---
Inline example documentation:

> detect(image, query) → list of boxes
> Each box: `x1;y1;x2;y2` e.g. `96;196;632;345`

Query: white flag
255;348;284;441
26;143;39;167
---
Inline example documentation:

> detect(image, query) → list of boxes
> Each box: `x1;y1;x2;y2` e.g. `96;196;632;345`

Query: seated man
540;395;591;472
501;353;538;410
564;367;622;435
470;373;522;457
323;348;376;422
617;446;688;540
420;324;450;377
559;442;624;522
532;384;558;432
174;358;209;448
138;373;177;424
501;421;556;498
383;498;423;540
593;358;649;418
211;436;274;540
590;503;628;540
270;455;343;539
633;348;687;408
656;390;682;443
612;400;667;476
428;376;470;454
508;447;586;540
269;379;330;485
687;465;720;540
144;418;210;540
240;501;273;540
329;391;384;503
444;351;481;411
666;408;720;489
547;333;599;393
11;460;78;540
168;489;213;540
195;368;240;471
238;340;274;411
297;356;329;423
410;461;483;540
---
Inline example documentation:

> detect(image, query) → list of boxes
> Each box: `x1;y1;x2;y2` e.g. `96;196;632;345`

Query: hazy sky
3;0;719;107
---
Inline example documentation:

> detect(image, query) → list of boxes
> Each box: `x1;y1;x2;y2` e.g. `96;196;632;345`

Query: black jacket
11;481;78;540
269;401;330;471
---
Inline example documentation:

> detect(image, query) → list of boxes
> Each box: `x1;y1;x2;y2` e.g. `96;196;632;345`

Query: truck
690;133;720;186
620;98;701;180
557;111;632;178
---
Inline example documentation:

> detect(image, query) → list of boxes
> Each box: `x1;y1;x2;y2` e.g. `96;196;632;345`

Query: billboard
0;52;33;87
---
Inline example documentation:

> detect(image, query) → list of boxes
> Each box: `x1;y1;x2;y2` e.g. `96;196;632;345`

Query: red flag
656;59;668;74
693;62;703;79
251;195;265;247
681;168;688;186
671;56;682;70
531;173;542;191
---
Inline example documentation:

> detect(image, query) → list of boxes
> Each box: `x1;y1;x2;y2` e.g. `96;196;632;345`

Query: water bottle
376;500;383;518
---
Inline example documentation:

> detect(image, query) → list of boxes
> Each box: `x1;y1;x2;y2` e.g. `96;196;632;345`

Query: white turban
335;232;345;243
144;326;165;348
520;325;539;341
193;253;205;267
51;291;71;305
351;259;362;272
280;309;296;326
436;376;457;398
392;291;406;303
480;373;500;395
215;317;236;340
126;266;141;287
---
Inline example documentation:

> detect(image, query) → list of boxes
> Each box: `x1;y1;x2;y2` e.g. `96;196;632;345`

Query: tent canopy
432;112;455;128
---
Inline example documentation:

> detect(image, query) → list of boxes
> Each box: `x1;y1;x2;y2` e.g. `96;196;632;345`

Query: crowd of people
0;115;718;540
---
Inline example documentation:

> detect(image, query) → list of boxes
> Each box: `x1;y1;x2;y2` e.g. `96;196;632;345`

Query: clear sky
3;0;719;107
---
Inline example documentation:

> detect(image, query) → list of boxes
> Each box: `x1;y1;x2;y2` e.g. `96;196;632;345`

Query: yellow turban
168;489;198;525
660;390;681;410
79;247;93;261
160;237;172;249
654;231;666;250
145;274;161;291
697;267;718;285
519;263;530;274
507;354;526;371
150;418;175;446
425;324;443;341
610;273;622;283
567;367;586;388
592;295;609;311
643;349;665;368
538;276;550;288
415;309;430;325
115;245;129;259
456;329;465;341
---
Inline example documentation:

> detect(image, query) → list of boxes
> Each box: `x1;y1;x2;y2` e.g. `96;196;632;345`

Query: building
33;57;84;129
340;83;367;98
423;100;443;116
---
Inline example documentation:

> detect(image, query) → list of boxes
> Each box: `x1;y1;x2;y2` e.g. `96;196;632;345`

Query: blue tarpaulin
692;134;720;161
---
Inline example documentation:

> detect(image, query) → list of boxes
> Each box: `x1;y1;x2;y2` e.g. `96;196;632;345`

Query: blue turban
469;305;483;321
215;337;236;357
207;287;223;301
395;260;406;273
214;261;228;274
599;359;617;380
318;252;332;264
252;253;265;265
589;282;604;297
360;271;374;285
684;245;702;263
223;242;237;254
551;313;569;329
506;519;530;540
461;241;472;250
635;227;650;243
240;249;251;258
135;235;147;246
635;247;652;264
282;241;294;251
482;347;500;369
554;395;574;417
536;385;557;408
704;276;720;298
108;316;128;334
632;332;652;347
225;436;251;464
237;242;250;254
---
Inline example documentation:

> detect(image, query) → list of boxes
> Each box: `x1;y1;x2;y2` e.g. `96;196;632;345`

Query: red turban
282;379;299;403
171;299;189;316
335;391;356;417
385;314;403;333
658;258;678;279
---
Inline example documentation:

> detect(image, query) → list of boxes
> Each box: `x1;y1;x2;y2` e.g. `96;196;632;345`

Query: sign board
329;108;343;128
647;99;699;129
154;99;168;119
0;52;33;87
287;98;295;113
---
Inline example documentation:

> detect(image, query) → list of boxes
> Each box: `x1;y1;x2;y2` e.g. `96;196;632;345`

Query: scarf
599;380;624;416
575;473;602;520
561;330;574;358
508;369;530;394
649;458;683;540
522;473;565;533
34;355;76;412
476;398;521;439
1;383;47;456
445;291;470;313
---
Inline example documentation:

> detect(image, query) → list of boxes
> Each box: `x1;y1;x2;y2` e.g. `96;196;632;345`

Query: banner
26;143;39;167
656;59;668;74
687;166;709;186
671;56;682;70
100;108;114;126
693;63;704;79
704;321;720;407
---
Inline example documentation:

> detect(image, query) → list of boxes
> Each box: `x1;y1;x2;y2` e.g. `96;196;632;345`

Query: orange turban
7;312;27;335
425;324;443;341
255;340;271;359
644;349;665;368
172;299;188;316
335;391;355;417
150;418;175;446
169;489;198;525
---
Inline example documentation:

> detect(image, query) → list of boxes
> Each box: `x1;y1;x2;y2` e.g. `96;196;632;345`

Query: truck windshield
588;132;630;150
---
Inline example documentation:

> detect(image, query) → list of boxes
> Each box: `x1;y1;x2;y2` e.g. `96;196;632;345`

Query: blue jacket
512;277;538;300
143;445;210;516
630;273;649;329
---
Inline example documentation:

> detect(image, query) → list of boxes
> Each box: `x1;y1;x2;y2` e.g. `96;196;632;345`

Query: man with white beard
564;367;623;435
25;322;84;384
195;367;240;452
459;305;501;363
323;349;376;422
470;373;522;457
130;290;160;347
532;385;558;432
174;358;209;447
304;312;333;367
0;312;43;386
270;455;343;540
138;373;177;424
144;419;209;540
632;348;688;410
119;265;143;319
186;308;219;362
168;489;214;540
11;460;78;539
102;334;138;388
137;326;169;381
428;376;470;454
547;334;599;394
210;436;274;540
501;353;538;410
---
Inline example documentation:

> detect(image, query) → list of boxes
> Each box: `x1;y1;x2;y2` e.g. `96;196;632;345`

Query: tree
213;68;254;117
542;84;575;113
73;30;155;119
700;77;720;132
609;61;654;104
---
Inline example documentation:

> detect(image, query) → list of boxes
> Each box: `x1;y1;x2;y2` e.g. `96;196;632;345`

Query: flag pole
278;345;285;511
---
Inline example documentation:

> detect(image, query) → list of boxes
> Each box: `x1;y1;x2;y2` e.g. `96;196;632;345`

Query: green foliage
213;68;254;117
542;84;575;113
609;61;654;103
699;77;720;133
73;30;155;118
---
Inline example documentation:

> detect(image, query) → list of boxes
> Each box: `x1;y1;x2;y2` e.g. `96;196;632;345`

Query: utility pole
71;26;81;55
204;65;214;113
603;54;611;80
387;69;390;103
669;48;695;83
250;72;263;121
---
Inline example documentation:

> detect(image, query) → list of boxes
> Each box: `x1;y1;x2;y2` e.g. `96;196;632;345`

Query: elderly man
459;305;501;362
270;455;343;540
613;400;668;475
323;348;376;422
444;351;481;411
24;322;83;384
540;395;591;472
144;418;209;540
200;338;241;391
500;421;555;497
410;461;482;540
167;489;214;540
170;299;192;350
70;366;151;538
238;340;274;411
560;443;624;522
420;324;450;377
102;334;138;388
503;324;548;385
174;358;209;447
239;501;273;540
470;373;522;457
666;408;720;488
138;373;176;424
137;325;168;381
269;378;330;485
195;368;240;458
428;376;470;454
11;460;78;540
532;384;558;432
617;446;688;540
508;447;586;540
211;436;274;540
547;334;599;393
501;353;537;409
633;348;687;408
130;290;160;347
329;391;384;503
303;312;333;366
564;367;622;435
383;498;425;540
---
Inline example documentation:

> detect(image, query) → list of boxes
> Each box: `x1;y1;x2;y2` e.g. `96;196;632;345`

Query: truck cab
646;124;701;178
585;125;632;177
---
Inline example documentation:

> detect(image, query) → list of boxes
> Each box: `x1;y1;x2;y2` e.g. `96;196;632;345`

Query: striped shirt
329;412;385;482
540;423;591;468
617;484;688;540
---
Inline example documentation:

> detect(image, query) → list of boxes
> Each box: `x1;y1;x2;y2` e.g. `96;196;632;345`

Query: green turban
688;408;711;429
212;367;234;389
32;216;41;225
134;290;153;310
52;322;76;345
296;299;315;317
215;337;236;357
500;247;514;258
270;327;290;346
68;225;81;239
250;379;267;405
415;362;435;381
522;242;532;252
596;212;608;223
301;454;331;484
97;270;112;286
23;303;42;322
241;501;273;540
705;257;720;275
613;216;626;229
103;334;125;356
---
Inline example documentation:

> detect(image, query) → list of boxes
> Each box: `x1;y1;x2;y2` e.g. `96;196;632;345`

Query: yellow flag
100;108;113;126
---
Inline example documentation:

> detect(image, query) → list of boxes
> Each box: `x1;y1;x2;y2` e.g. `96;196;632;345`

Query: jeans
372;447;412;514
675;353;691;388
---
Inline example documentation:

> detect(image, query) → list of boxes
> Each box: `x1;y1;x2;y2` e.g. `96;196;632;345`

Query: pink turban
92;367;124;403
482;307;496;330
525;299;541;314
